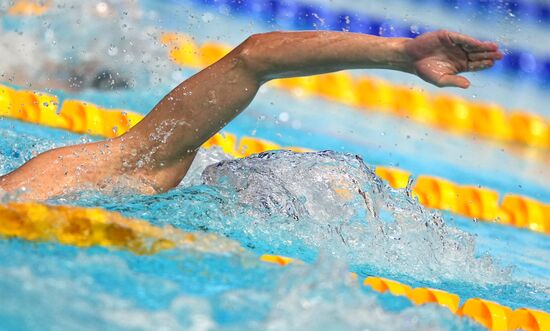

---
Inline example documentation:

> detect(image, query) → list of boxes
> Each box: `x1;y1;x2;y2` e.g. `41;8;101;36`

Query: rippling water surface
1;121;549;330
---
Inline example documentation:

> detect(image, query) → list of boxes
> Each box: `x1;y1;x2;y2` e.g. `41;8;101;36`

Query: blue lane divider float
412;0;550;26
187;0;550;85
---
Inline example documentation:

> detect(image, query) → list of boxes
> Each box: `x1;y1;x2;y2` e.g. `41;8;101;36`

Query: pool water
0;0;549;330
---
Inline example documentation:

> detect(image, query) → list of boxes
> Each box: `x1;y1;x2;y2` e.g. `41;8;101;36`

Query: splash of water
200;150;511;283
180;146;234;187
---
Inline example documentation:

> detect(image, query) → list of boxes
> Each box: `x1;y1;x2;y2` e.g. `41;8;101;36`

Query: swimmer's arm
0;30;503;199
120;30;502;189
243;30;502;87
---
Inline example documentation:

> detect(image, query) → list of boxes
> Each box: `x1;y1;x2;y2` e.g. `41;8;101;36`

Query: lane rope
7;0;50;16
0;202;242;255
401;0;550;28
190;0;550;84
261;254;550;331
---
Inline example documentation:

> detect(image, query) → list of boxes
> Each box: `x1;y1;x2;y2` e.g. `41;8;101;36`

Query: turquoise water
1;117;549;330
1;1;550;330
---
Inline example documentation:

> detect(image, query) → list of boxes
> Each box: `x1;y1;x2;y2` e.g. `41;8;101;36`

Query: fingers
437;74;471;89
474;41;499;52
448;32;481;49
467;59;495;71
447;31;499;52
468;51;504;61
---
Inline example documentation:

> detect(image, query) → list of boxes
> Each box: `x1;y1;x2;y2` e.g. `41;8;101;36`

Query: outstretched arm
0;30;502;199
120;30;502;187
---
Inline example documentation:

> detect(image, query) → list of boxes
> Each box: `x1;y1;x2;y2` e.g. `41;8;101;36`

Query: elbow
236;33;273;82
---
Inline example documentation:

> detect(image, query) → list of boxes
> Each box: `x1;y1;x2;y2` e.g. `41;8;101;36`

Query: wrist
388;37;414;73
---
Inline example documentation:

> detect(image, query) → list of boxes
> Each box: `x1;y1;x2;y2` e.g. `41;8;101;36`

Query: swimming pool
0;0;549;330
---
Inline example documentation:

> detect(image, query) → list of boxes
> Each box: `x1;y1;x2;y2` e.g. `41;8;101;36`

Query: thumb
438;74;470;88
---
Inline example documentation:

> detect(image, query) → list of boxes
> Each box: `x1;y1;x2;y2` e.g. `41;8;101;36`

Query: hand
403;30;503;88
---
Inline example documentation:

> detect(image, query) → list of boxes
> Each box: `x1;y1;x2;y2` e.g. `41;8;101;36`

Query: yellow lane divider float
0;202;242;255
0;201;547;331
161;32;550;150
7;0;50;16
375;167;550;234
261;254;550;331
0;84;548;235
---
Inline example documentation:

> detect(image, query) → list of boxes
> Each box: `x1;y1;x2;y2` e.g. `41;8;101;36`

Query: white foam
202;150;511;283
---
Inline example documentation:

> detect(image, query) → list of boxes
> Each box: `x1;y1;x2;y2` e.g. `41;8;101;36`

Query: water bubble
108;45;119;56
278;112;289;122
96;2;109;16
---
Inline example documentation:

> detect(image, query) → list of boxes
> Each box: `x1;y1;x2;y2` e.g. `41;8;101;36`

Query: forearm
244;31;412;81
